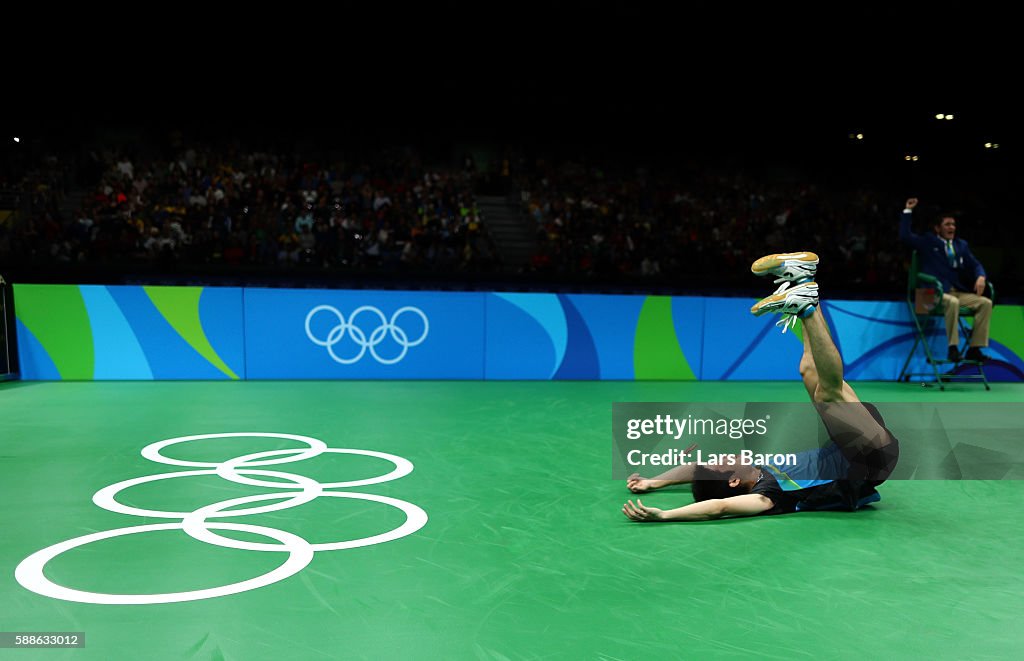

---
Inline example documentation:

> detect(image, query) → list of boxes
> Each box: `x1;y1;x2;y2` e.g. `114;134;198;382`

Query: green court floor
2;380;1023;660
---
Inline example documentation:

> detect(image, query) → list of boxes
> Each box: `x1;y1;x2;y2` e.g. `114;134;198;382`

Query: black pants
812;402;901;508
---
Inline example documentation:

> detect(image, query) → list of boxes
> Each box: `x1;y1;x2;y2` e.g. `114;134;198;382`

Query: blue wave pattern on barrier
14;285;245;380
15;319;61;380
827;301;910;381
552;295;600;380
105;286;243;380
488;293;565;379
828;301;1024;382
199;288;247;379
670;297;706;381
105;286;201;378
562;294;646;379
487;293;699;380
700;297;804;380
13;285;1024;382
79;286;153;379
484;294;556;379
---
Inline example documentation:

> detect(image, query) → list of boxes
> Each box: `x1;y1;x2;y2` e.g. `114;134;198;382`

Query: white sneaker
751;252;818;284
751;281;819;333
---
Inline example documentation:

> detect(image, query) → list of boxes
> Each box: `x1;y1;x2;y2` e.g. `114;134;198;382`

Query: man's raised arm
899;197;927;249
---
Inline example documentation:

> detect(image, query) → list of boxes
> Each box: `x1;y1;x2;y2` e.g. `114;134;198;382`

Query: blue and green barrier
15;285;244;380
13;284;1024;381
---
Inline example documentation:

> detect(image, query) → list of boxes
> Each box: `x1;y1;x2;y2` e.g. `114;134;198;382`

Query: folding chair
898;251;993;390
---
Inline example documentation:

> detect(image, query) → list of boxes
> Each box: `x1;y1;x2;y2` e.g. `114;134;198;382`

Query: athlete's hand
623;499;663;522
906;197;918;210
627;473;656;493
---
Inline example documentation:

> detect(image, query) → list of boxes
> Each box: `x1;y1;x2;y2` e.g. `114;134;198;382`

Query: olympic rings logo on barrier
305;305;429;365
14;432;428;605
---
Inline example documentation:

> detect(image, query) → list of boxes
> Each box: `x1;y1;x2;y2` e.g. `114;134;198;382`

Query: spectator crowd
515;160;906;290
1;146;497;279
1;139;1005;296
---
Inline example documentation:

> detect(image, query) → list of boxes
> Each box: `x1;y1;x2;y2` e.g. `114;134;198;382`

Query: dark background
2;0;1020;298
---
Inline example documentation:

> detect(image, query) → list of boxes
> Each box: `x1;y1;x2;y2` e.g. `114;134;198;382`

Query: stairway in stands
475;194;535;271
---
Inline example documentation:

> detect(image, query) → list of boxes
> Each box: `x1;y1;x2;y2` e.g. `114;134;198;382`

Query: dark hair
691;464;749;502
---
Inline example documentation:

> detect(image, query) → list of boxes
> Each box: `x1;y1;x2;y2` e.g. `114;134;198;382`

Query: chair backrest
906;251;920;295
907;250;944;316
907;250;996;314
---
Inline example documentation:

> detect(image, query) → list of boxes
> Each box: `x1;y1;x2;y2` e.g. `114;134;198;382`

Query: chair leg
953;316;990;390
902;302;990;390
903;302;947;387
969;318;992;390
899;335;920;382
919;316;945;384
959;317;972;357
902;300;935;384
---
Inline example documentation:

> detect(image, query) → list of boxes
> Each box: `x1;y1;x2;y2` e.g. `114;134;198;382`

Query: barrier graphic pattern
13;284;1024;381
14;284;243;380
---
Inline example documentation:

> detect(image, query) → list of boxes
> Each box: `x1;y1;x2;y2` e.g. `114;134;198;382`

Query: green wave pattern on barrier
143;286;239;380
14;284;94;378
633;296;695;380
992;306;1024;356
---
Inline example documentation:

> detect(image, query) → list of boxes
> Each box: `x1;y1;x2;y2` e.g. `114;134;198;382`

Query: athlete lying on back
622;252;900;522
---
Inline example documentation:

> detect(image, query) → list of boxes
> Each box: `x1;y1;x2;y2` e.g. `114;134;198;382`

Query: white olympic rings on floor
15;432;427;604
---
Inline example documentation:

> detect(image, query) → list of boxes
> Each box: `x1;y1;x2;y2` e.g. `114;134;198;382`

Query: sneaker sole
751;251;819;276
750;282;818;316
750;291;788;315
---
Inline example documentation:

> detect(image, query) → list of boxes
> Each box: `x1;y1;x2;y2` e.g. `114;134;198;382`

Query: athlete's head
933;214;956;241
691;464;752;501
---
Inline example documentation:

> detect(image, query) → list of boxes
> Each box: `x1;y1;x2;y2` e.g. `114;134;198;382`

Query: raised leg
753;254;899;494
801;308;898;484
799;328;819;399
801;308;859;403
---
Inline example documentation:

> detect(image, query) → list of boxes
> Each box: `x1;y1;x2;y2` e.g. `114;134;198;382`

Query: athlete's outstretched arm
622;494;774;522
626;444;699;492
626;465;695;493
